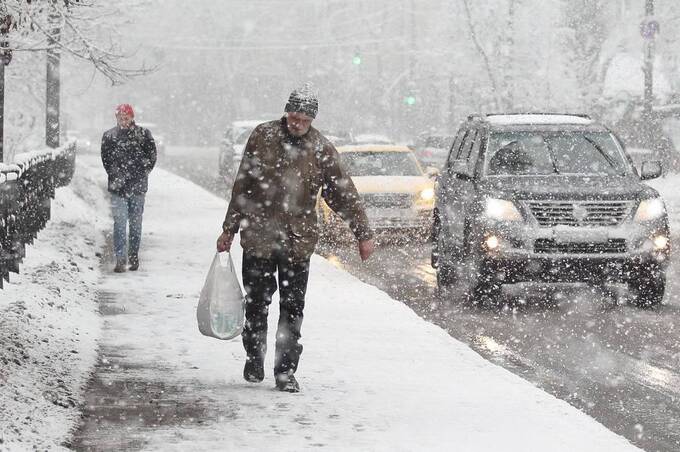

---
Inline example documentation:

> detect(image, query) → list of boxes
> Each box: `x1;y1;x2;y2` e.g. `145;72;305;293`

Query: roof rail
467;114;486;121
485;112;591;119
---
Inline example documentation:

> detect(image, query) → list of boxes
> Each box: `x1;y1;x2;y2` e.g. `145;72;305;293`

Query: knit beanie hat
284;83;319;119
116;103;135;117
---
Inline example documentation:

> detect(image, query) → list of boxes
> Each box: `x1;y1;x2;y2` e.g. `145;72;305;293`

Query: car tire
432;212;456;294
431;209;443;267
629;268;666;307
435;263;458;304
464;246;502;305
470;273;502;304
436;263;456;288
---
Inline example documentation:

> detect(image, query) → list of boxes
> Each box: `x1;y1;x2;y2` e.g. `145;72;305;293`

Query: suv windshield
485;131;630;176
341;151;422;177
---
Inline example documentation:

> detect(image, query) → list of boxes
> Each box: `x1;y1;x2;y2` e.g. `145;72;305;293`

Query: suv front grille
526;200;634;227
534;238;627;254
361;193;412;209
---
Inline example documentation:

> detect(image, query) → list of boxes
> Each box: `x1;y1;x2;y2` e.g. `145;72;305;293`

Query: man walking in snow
216;84;374;392
101;104;157;273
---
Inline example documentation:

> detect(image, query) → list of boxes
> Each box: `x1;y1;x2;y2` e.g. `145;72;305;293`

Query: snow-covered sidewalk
0;179;102;450
4;156;644;451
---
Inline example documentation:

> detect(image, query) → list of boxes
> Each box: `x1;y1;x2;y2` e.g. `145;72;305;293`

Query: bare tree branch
4;0;156;85
461;0;500;110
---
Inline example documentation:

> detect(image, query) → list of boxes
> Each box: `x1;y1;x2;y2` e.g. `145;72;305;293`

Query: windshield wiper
582;135;623;174
542;136;560;174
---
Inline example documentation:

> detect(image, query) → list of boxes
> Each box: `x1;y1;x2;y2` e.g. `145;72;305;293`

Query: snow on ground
64;156;641;451
0;183;102;450
2;154;661;450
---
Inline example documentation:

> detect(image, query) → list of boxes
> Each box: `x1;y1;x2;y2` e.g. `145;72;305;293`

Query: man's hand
358;239;375;261
217;231;234;252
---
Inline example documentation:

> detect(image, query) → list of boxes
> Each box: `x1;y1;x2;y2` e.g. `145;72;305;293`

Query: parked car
217;119;266;188
411;134;454;170
432;113;670;306
611;117;677;174
599;100;680;174
318;145;435;240
136;122;165;156
318;128;354;147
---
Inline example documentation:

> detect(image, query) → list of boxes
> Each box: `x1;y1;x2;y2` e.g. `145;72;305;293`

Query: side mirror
449;159;473;179
425;166;440;179
640;160;662;180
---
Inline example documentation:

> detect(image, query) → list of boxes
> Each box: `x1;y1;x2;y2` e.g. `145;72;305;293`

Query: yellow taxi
319;145;436;238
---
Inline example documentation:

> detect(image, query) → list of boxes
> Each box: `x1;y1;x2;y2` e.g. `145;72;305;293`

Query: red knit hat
115;103;135;117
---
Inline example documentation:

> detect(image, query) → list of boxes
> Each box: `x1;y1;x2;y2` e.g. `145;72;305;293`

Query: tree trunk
0;60;5;162
46;14;60;149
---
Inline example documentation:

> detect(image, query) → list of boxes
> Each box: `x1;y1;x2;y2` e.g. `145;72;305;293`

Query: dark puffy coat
223;117;372;261
101;123;157;196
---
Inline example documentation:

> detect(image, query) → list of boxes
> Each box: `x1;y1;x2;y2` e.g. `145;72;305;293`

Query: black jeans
241;253;310;377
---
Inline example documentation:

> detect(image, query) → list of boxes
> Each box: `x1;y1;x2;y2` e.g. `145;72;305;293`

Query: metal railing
0;141;76;288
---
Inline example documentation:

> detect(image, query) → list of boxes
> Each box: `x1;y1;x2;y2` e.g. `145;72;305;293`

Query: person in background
216;84;374;392
101;104;157;273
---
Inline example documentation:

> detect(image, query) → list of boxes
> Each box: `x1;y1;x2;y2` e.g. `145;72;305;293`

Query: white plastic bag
197;252;245;340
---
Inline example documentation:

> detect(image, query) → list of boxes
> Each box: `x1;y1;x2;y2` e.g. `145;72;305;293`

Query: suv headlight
419;188;435;202
484;198;522;222
634;198;666;222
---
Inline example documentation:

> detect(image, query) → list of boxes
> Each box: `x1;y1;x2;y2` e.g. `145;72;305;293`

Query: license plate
553;226;608;243
367;208;411;219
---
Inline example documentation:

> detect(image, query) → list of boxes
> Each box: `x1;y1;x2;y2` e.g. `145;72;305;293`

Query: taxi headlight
419;188;435;201
484;198;522;222
634;198;666;222
653;235;669;250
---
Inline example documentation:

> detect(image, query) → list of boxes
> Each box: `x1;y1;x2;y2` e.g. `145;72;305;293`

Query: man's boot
275;372;300;393
243;356;264;383
129;255;139;271
114;258;126;273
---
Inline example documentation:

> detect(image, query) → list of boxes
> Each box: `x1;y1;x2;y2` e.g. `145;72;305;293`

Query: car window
485;131;631;176
447;130;467;167
467;129;484;169
340;151;422;177
458;130;478;160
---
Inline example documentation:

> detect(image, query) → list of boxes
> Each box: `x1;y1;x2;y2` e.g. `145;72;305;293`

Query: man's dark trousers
241;252;310;378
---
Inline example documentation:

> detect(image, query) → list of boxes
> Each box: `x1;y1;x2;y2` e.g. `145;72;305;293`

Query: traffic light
404;95;416;106
352;53;362;65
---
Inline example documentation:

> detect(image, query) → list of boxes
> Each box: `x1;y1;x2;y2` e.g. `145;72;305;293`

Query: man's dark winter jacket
101;123;157;197
223;117;372;261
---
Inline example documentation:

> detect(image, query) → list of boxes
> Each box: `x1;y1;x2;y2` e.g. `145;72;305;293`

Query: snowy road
161;146;680;452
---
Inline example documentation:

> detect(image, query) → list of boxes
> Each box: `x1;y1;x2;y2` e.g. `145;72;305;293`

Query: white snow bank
67;156;641;451
0;182;102;450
